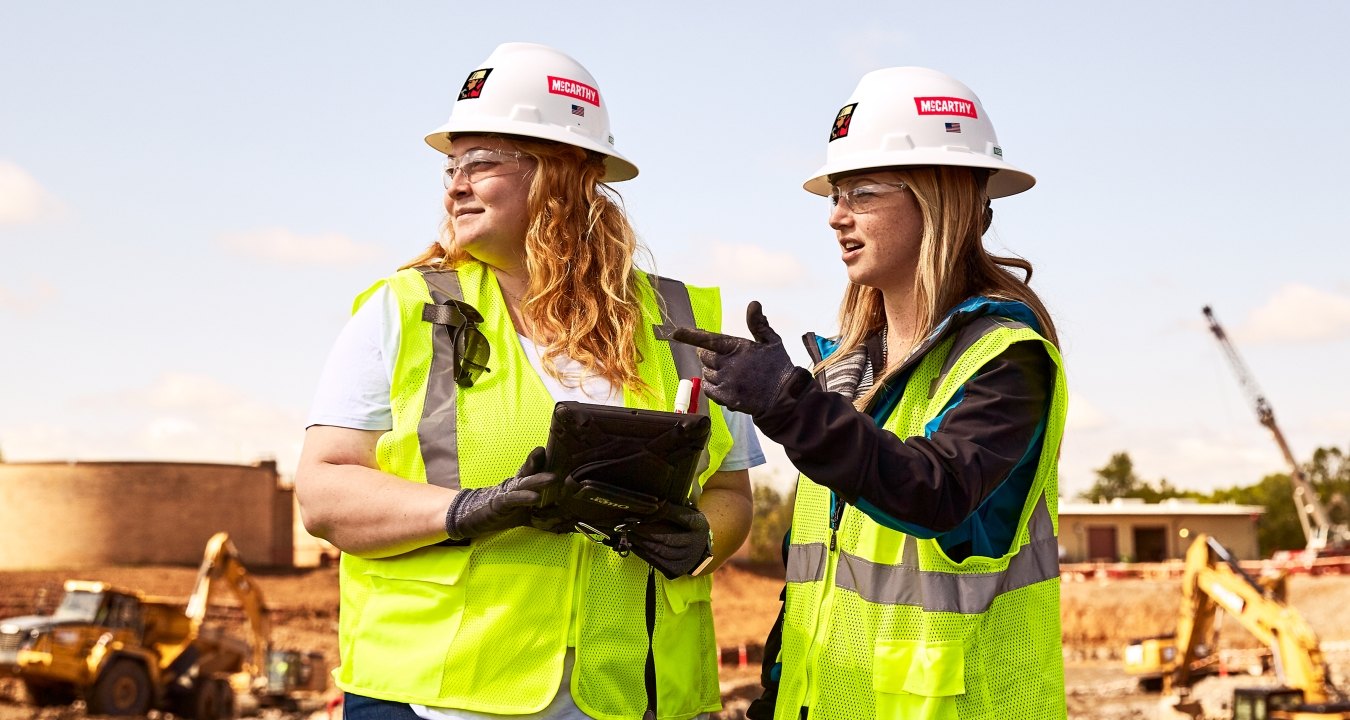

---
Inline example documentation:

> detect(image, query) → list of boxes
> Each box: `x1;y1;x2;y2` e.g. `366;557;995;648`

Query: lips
840;238;863;261
454;208;483;218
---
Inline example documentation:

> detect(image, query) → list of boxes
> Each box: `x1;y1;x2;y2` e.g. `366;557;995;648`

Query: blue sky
3;2;1349;498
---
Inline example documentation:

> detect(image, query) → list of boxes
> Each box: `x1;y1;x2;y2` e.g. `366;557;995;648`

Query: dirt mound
4;562;1349;720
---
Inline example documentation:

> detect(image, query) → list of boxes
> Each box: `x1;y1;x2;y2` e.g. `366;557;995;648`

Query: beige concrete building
0;460;294;570
1058;498;1265;562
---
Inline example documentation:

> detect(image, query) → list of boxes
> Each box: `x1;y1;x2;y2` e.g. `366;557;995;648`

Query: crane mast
1202;306;1338;554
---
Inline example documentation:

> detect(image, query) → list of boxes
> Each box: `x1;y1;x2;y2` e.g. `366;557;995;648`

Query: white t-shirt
308;285;761;720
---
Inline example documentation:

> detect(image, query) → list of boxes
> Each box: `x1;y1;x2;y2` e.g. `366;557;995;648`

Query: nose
445;166;473;199
828;200;853;231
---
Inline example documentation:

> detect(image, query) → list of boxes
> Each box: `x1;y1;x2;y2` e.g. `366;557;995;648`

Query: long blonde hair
818;165;1058;408
402;136;650;393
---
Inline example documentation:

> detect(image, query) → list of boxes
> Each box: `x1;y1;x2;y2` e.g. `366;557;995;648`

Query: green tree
1079;452;1201;503
1209;472;1304;554
1305;445;1350;526
1078;452;1142;502
1135;478;1204;503
749;483;796;563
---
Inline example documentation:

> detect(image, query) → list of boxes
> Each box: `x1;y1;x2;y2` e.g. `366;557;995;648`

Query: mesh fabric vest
335;261;733;719
777;319;1067;720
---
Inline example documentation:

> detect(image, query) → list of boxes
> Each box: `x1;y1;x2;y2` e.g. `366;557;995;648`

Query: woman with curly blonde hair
296;43;758;720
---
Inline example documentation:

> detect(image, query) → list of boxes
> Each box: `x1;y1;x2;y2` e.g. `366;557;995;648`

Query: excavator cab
1234;688;1307;720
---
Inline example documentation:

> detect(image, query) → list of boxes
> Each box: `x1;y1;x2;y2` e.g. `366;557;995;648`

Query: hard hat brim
803;150;1035;199
425;119;638;183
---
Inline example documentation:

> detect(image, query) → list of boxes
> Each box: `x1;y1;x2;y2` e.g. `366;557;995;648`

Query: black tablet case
542;401;711;519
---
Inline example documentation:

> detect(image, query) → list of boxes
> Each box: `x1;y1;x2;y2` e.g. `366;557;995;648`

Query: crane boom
1202;306;1336;553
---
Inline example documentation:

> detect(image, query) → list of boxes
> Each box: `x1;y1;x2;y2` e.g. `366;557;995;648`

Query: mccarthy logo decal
459;68;492;100
830;103;857;141
914;96;978;118
547;76;600;106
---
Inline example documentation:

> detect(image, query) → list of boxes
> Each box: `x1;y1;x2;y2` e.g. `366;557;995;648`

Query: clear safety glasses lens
443;149;527;188
829;182;908;214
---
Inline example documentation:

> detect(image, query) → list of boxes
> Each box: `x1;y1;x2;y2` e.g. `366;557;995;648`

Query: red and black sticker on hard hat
547;76;600;107
913;96;978;119
830;103;857;142
459;69;493;100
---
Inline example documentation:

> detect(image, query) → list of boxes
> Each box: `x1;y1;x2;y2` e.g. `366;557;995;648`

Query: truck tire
88;658;153;716
193;677;235;720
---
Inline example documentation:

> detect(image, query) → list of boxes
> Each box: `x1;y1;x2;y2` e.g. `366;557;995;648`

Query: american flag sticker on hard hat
945;122;962;133
830;103;857;142
571;104;585;117
459;68;492;100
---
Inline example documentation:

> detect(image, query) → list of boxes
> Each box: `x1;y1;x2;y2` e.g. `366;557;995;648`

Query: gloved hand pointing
444;447;559;541
670;301;802;418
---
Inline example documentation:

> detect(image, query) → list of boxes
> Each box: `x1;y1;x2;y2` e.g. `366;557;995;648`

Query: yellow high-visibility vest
335;261;733;720
778;316;1068;720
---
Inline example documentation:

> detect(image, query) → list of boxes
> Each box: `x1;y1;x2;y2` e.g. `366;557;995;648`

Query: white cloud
218;227;382;267
0;161;59;225
1238;284;1350;344
1065;392;1108;431
2;373;305;475
706;243;807;289
0;278;59;314
840;29;911;75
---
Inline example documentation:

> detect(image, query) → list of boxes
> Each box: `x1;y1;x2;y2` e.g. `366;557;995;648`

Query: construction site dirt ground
2;561;1348;719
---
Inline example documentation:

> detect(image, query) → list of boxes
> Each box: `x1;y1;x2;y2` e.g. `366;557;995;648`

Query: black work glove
669;301;802;418
620;503;715;580
444;447;560;541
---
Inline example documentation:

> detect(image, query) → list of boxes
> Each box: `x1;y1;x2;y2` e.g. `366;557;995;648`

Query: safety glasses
423;299;491;387
442;148;529;188
829;181;909;214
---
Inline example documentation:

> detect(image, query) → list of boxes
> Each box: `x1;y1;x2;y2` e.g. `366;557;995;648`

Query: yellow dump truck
0;532;326;718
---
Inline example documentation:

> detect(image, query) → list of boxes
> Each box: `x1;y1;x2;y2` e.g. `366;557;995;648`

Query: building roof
1058;498;1264;516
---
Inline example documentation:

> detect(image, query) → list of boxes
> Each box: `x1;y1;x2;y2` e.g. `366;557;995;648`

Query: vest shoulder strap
646;274;708;417
418;267;466;304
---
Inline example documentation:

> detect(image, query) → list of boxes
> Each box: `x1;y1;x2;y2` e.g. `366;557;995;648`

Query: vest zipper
828;491;844;551
802;493;844;711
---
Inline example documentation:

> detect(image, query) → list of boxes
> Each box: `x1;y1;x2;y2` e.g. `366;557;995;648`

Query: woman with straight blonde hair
675;67;1068;719
296;42;757;720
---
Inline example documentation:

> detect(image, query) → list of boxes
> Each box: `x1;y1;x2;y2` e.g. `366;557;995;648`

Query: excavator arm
1171;534;1332;703
185;532;272;677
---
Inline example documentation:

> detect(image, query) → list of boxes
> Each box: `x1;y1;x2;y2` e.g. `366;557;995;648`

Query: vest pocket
873;638;964;720
662;573;712;614
348;546;473;695
653;574;716;713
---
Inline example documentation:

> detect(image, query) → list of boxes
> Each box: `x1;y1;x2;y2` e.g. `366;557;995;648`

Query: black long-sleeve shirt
756;323;1053;560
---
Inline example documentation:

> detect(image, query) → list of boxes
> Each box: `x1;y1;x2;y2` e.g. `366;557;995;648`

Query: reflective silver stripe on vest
786;496;1058;615
648;275;708;417
647;275;711;485
417;269;465;490
785;542;828;584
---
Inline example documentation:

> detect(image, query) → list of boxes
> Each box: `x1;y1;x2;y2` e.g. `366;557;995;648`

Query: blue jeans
343;693;423;720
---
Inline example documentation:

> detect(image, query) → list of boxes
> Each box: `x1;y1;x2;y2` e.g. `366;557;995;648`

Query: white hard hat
804;67;1034;199
426;42;638;182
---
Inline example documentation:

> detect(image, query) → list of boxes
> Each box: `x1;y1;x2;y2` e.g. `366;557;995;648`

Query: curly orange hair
403;136;651;394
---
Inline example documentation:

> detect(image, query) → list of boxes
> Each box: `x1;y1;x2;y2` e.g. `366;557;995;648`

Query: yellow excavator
1124;533;1350;719
0;532;326;718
